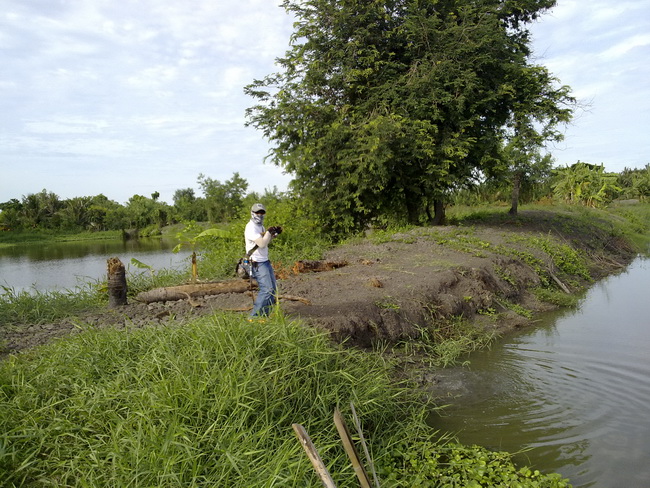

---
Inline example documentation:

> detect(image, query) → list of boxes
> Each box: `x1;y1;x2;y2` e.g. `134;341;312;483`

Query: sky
1;0;649;206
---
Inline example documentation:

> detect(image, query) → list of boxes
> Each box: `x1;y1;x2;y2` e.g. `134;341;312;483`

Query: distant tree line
0;173;277;233
2;163;648;235
452;162;650;208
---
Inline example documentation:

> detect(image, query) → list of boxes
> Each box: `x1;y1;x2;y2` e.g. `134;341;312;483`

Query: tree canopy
246;0;574;235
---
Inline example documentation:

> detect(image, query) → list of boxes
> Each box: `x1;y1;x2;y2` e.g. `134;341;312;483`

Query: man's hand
268;226;283;237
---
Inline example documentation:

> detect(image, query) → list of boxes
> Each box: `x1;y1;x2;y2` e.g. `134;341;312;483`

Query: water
0;238;191;292
429;256;650;487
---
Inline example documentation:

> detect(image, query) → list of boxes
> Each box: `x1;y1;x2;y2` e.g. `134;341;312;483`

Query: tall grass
0;313;418;487
0;313;570;487
0;285;106;328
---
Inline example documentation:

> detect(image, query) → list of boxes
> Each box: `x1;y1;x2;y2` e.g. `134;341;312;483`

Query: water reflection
0;238;190;292
0;238;178;261
429;257;650;488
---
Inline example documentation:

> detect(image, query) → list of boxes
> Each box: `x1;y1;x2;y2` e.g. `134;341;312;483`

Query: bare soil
1;210;637;367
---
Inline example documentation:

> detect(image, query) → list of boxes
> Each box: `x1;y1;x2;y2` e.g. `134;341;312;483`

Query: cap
251;203;266;213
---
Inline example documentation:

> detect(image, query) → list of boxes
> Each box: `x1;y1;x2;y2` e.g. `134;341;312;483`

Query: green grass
0;313;412;487
390;315;498;368
0;284;106;328
0;312;571;487
449;202;650;255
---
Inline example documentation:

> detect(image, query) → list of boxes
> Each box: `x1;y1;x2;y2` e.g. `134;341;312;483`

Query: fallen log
136;280;255;304
293;259;348;274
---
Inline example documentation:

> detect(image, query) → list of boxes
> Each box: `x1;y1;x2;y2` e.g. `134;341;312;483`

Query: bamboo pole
350;403;380;488
292;423;337;488
333;408;372;488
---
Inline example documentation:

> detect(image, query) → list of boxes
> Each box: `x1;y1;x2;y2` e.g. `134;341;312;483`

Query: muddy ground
1;210;637;398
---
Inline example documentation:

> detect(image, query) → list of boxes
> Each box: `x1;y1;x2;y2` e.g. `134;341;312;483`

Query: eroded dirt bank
0;210;638;361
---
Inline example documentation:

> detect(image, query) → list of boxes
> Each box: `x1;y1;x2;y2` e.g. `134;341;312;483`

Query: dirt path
0;210;636;360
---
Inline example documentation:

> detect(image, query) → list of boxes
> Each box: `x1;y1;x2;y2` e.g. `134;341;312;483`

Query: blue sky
1;0;649;205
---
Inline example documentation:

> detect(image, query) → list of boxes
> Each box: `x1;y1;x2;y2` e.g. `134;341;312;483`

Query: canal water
0;239;191;292
429;256;650;488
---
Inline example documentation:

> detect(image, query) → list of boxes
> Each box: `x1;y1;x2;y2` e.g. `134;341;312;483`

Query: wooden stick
292;423;337;488
333;408;372;488
279;294;312;305
549;270;571;294
350;403;380;488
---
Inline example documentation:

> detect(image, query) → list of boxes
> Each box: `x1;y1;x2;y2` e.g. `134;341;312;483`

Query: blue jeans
250;260;277;317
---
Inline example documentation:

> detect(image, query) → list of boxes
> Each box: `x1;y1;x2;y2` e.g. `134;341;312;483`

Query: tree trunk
509;172;521;215
405;197;422;225
432;199;446;225
107;257;128;307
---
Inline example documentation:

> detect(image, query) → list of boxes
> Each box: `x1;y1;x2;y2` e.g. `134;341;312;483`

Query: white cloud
599;33;650;60
1;0;648;204
530;1;650;171
23;118;110;135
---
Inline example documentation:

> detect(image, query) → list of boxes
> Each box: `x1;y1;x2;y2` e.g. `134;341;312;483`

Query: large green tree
246;0;571;235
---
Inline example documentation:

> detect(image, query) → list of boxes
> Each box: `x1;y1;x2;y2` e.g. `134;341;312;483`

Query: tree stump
107;257;128;307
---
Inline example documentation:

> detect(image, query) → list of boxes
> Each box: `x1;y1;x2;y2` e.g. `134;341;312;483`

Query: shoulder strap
246;244;259;258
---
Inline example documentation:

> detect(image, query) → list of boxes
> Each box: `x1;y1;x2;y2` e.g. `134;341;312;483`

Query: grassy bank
448;202;650;254
0;313;570;487
4;204;649;485
2;203;648;338
0;230;123;245
0;266;188;329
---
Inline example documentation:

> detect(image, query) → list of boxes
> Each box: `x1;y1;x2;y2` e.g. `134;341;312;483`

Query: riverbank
2;204;648;486
0;229;123;246
2;205;647;364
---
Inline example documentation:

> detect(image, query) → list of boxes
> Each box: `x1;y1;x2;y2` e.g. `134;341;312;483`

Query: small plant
173;221;231;281
130;257;155;279
494;265;517;287
376;296;401;311
533;286;580;307
478;307;497;317
496;298;533;318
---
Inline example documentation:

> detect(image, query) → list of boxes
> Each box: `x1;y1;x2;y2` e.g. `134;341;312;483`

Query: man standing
245;203;282;318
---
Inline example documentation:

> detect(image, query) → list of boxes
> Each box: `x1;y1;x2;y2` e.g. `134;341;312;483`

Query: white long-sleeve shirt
244;220;272;262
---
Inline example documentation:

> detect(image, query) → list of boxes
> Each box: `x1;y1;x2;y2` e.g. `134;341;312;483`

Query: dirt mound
1;210;637;358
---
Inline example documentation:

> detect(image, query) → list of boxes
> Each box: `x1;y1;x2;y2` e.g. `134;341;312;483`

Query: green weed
495;298;533;319
381;439;571;487
0;314;414;487
532;287;580;308
393;315;497;368
0;284;105;327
